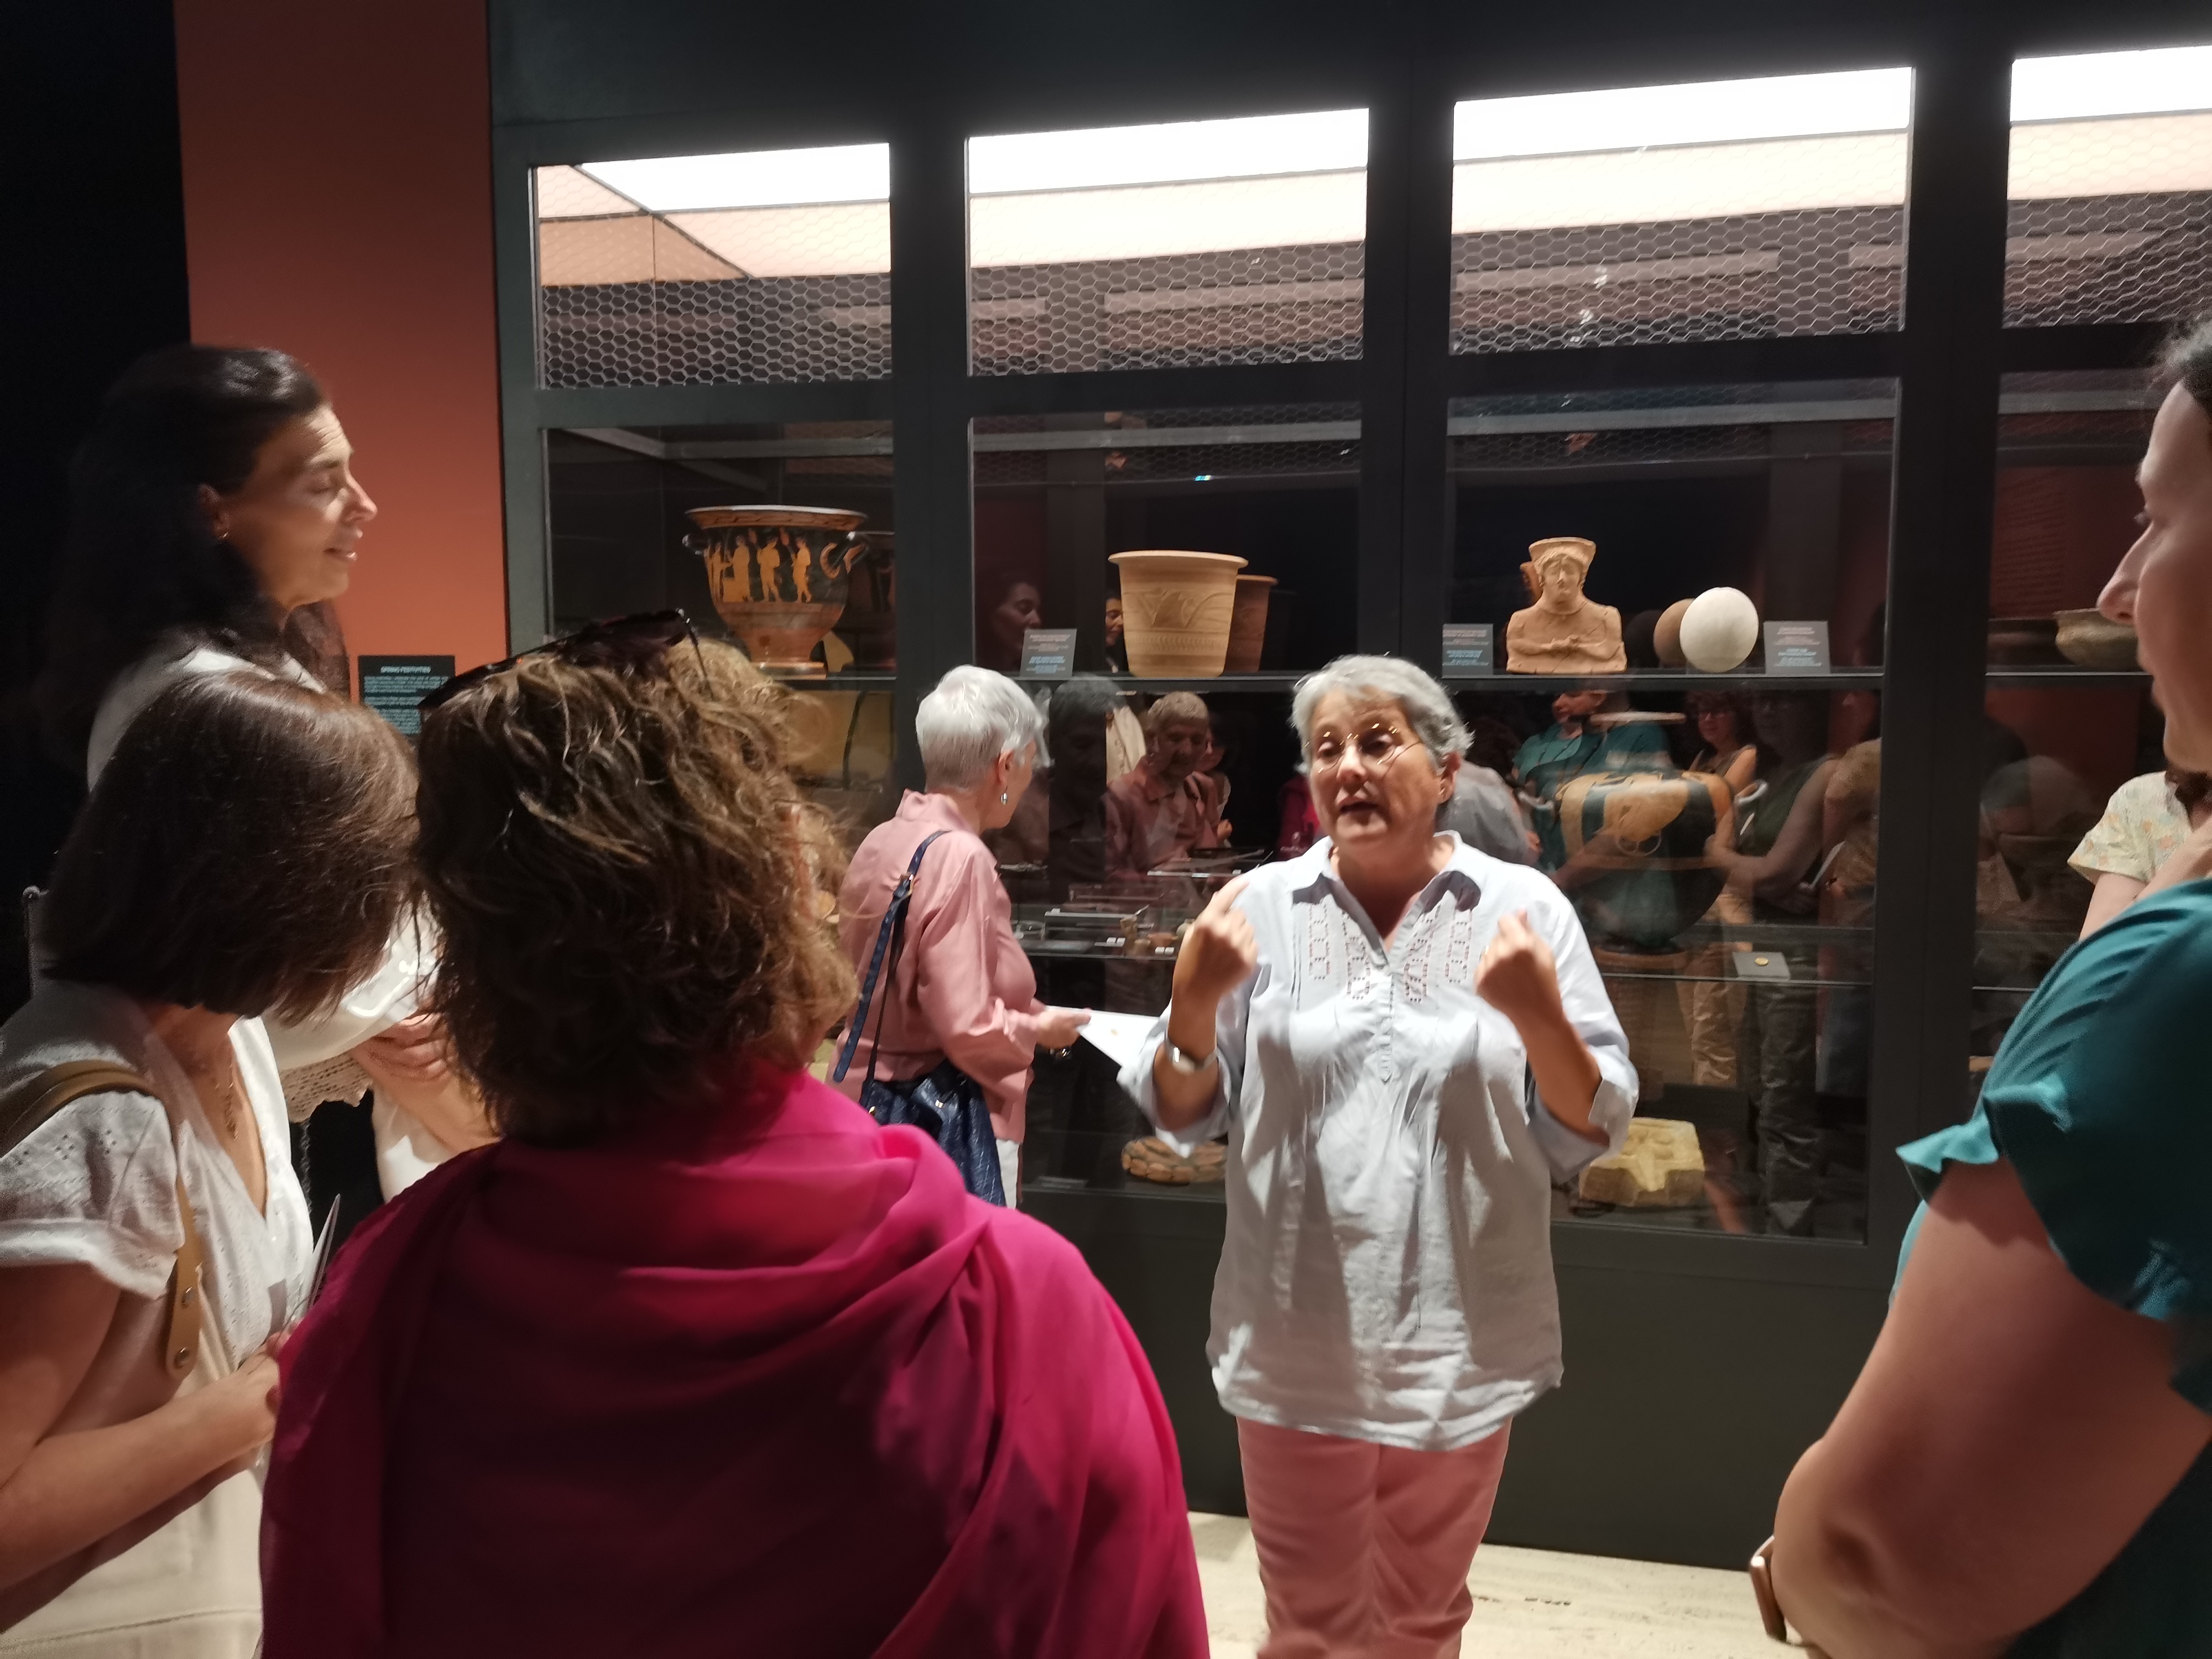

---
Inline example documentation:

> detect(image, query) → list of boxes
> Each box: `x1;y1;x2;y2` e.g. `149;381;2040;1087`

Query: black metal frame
487;0;2203;1559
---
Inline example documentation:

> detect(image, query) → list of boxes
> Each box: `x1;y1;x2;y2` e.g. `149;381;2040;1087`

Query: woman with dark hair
0;674;417;1654
1768;319;2212;1653
260;634;1204;1658
34;344;482;1191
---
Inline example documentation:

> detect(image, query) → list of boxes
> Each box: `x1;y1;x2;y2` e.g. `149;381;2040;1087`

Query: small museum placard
359;655;455;738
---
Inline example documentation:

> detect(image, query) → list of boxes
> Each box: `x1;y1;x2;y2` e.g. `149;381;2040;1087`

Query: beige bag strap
0;1061;206;1380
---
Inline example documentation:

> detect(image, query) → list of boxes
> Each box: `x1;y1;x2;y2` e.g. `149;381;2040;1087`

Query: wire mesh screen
2004;111;2212;327
974;405;1361;486
536;153;891;388
1449;72;1910;353
968;111;1367;375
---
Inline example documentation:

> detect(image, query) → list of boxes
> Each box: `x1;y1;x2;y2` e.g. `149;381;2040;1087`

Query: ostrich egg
1679;587;1759;672
1653;598;1693;666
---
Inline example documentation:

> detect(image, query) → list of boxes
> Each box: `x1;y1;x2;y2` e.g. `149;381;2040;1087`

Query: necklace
202;1056;244;1139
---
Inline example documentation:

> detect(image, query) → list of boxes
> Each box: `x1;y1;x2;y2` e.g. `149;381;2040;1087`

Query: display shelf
1980;667;2148;688
778;671;899;691
1445;669;1886;693
1014;672;1310;693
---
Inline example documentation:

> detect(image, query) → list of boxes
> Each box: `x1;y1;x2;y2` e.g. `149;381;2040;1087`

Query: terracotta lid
1109;550;1248;570
684;504;868;531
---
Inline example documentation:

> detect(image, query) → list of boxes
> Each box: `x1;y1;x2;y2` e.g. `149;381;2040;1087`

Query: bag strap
0;1061;205;1381
833;830;953;1088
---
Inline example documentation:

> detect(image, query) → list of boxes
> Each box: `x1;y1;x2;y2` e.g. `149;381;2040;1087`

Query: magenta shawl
261;1067;1206;1657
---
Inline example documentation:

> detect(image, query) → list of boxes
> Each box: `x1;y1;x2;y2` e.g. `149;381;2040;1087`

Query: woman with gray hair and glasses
836;667;1089;1203
1121;653;1634;1658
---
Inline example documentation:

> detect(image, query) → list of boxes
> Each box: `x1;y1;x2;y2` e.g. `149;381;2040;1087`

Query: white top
87;633;324;786
1121;836;1636;1451
0;981;314;1364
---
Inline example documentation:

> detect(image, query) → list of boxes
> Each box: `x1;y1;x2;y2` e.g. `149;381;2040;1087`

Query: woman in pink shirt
836;667;1089;1202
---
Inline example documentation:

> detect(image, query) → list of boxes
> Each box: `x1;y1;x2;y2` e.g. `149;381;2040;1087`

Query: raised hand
1173;875;1259;1013
1475;909;1566;1037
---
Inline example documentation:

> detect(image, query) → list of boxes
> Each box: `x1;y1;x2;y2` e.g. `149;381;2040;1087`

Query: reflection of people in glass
1771;316;2212;1659
1706;691;1838;1235
2071;768;2212;936
1042;676;1123;900
1104;692;1229;879
1512;691;1671;869
1677;692;1760;1087
977;580;1044;672
1104;593;1128;673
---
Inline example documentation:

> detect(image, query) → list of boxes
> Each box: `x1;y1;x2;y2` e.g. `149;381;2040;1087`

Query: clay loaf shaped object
1506;537;1627;674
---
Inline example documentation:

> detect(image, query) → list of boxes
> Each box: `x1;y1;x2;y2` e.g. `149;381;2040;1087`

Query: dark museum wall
0;0;191;1015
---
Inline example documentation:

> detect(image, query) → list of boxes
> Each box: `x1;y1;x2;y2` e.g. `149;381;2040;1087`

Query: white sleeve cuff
1119;1017;1232;1156
1528;1063;1637;1183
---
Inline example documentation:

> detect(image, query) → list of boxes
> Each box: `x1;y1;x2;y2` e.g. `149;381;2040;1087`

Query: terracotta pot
1987;615;2062;665
1109;551;1247;677
1224;575;1276;672
833;531;897;669
684;505;866;677
2053;608;2138;669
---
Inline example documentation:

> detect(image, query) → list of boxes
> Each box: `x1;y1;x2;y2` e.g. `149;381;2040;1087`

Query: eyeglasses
1308;724;1415;777
418;609;704;714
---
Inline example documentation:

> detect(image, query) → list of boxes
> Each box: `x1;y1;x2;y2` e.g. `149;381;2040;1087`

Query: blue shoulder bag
833;831;1007;1206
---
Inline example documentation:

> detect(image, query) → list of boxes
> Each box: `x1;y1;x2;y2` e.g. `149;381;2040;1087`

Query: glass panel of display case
1440;379;1895;1241
1985;371;2158;667
1971;683;2164;1088
534;143;891;387
543;421;899;846
1006;685;1300;1204
966;109;1367;374
1447;380;1896;669
1449;67;1911;352
974;403;1361;677
1443;684;1877;1243
2005;43;2212;329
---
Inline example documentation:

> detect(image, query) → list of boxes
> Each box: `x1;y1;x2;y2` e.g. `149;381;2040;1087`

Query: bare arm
0;1265;278;1595
1720;759;1839;905
2078;870;2147;938
1476;910;1603;1141
1771;1160;2210;1657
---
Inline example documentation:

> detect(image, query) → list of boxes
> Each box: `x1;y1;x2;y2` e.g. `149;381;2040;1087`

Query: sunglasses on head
418;609;704;714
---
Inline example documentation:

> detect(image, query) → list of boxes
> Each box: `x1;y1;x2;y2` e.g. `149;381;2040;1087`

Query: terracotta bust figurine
1506;536;1627;674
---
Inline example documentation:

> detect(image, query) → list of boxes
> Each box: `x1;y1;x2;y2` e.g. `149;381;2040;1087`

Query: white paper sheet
1077;1008;1163;1071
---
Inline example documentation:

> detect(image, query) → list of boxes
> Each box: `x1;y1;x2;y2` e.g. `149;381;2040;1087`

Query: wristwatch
1164;1040;1216;1074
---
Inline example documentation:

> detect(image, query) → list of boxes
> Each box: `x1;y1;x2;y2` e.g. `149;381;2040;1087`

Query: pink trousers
1237;1417;1512;1659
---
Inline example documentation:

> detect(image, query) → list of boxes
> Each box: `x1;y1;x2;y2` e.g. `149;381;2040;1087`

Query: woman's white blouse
0;982;314;1366
1122;836;1636;1451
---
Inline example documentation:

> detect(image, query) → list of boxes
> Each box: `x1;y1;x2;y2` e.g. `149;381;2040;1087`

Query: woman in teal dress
1765;320;2212;1655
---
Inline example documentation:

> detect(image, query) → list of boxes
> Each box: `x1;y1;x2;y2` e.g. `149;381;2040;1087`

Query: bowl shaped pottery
1224;575;1276;672
2053;608;2138;670
684;505;867;676
1679;588;1760;672
1110;551;1248;677
833;531;897;670
1556;767;1731;949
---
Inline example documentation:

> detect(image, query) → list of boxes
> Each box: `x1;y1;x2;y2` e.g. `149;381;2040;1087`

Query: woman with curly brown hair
259;625;1206;1659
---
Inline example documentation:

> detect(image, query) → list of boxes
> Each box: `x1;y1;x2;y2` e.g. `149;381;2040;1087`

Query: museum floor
1189;1514;1772;1657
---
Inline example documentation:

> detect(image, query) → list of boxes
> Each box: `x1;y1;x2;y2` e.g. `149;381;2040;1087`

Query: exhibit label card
1442;624;1494;675
1764;621;1830;675
359;655;455;738
1021;628;1078;679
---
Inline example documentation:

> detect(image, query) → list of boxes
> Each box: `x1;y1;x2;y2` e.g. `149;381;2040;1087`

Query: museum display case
489;15;2212;1552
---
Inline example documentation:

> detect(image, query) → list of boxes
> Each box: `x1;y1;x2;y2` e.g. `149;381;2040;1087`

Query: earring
999;791;1010;805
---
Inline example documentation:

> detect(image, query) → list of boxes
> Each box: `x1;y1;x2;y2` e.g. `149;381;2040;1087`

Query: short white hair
916;666;1048;790
1290;654;1469;768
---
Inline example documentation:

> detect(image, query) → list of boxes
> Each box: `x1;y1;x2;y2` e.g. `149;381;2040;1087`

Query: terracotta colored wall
171;0;507;676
